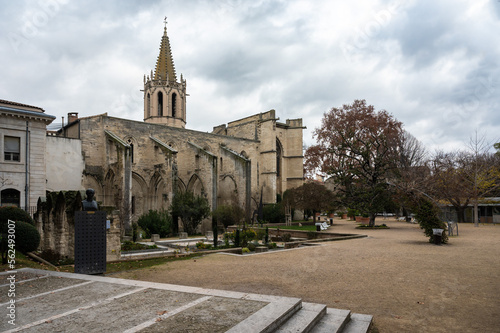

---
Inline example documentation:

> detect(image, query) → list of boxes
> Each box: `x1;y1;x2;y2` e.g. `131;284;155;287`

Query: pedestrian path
0;268;371;332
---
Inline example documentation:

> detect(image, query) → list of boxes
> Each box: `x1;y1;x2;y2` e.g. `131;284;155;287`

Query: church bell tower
144;21;187;128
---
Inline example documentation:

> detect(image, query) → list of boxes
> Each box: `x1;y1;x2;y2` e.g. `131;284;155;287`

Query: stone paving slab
0;271;46;285
139;296;267;333
20;289;207;333
0;280;138;331
0;276;86;303
0;268;304;333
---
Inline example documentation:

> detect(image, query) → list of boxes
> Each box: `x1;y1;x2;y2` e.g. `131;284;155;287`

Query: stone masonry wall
35;190;121;262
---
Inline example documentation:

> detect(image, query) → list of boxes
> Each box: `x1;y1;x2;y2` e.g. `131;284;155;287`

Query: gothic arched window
276;138;283;177
158;92;163;116
171;93;177;118
147;93;151;118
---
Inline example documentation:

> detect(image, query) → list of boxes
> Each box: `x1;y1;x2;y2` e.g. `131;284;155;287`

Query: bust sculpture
82;188;98;211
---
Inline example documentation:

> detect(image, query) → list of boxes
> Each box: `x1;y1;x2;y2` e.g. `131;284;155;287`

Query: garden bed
356;224;390;229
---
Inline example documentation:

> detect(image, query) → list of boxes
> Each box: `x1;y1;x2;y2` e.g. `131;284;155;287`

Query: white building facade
0;100;55;211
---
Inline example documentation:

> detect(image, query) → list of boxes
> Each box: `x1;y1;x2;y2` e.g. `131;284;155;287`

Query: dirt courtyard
114;219;500;332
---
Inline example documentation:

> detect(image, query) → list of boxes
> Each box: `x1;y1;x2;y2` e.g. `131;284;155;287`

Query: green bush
347;208;359;219
282;233;292;242
10;221;40;253
227;228;257;247
263;203;285;223
267;242;277;249
0;206;34;226
212;204;245;230
247;242;257;251
256;228;265;241
196;242;213;250
413;198;448;244
137;209;172;238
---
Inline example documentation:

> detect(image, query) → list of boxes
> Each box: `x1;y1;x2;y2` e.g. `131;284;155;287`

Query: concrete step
275;302;327;333
309;308;352;333
341;313;373;333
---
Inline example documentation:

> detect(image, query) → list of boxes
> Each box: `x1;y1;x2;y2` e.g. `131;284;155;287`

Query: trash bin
316;224;321;231
330;218;333;225
433;228;444;245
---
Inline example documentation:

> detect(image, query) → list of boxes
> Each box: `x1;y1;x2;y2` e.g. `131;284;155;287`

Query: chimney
68;112;79;123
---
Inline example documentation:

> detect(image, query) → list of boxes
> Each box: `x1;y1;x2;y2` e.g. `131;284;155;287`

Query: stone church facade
56;25;304;234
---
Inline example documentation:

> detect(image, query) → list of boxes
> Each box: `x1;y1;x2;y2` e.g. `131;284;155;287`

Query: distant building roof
0;99;45;113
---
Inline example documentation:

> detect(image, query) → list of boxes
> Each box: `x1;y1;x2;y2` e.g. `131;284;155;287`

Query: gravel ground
115;218;500;332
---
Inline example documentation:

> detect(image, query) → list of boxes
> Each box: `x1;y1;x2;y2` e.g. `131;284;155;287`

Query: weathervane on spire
164;16;167;28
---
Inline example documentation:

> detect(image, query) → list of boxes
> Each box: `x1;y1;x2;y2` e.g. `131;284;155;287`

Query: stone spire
154;22;177;83
143;20;187;128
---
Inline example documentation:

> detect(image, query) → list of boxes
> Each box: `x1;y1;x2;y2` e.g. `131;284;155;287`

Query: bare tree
429;150;474;222
466;132;500;226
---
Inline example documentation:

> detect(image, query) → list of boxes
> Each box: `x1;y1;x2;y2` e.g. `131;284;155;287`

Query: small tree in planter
347;208;358;221
169;191;211;236
212;204;245;231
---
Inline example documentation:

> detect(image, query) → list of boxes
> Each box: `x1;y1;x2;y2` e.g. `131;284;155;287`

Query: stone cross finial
164;16;167;28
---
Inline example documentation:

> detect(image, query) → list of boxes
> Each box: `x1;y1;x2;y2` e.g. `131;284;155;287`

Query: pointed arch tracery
187;174;205;197
103;169;115;206
132;172;148;220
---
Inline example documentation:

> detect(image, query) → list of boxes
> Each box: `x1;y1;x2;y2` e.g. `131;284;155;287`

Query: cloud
0;0;499;153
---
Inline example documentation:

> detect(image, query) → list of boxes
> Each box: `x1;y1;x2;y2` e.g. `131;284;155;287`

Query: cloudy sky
1;0;499;152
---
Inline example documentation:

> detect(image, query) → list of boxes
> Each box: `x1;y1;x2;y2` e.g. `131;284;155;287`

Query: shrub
267;242;277;249
256;228;265;241
413;198;448;244
137;209;172;238
247;242;257;251
347;208;359;219
242;247;250;253
263;203;285;223
196;242;213;250
4;221;40;253
212;204;245;230
282;233;292;242
0;206;34;226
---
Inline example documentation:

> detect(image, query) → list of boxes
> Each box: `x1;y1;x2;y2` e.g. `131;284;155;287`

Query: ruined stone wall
69;109;303;235
34;190;121;261
76;116;262;233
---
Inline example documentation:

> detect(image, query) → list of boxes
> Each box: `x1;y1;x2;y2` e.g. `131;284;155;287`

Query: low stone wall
226;226;358;240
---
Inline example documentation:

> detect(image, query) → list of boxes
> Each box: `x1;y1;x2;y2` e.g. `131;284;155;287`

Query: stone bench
151;234;160;242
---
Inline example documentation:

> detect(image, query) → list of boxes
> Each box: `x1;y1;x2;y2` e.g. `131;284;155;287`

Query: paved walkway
0;268;371;332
